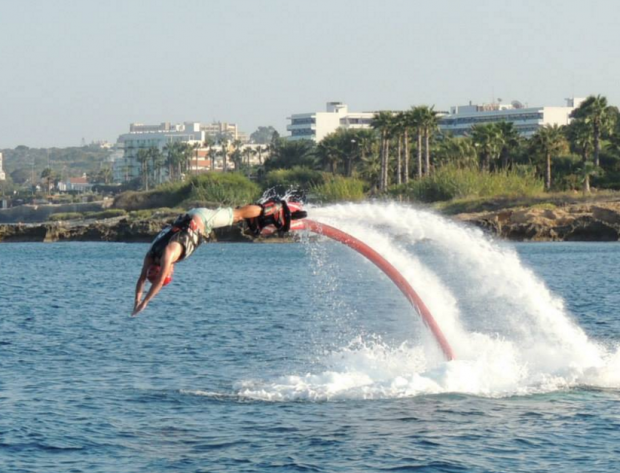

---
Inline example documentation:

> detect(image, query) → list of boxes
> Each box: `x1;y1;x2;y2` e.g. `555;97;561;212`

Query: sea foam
235;202;620;401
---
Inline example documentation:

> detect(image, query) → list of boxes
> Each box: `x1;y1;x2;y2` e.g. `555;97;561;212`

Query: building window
292;128;314;136
292;118;316;125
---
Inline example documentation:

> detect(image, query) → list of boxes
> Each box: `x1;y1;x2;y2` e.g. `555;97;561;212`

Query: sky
1;0;619;148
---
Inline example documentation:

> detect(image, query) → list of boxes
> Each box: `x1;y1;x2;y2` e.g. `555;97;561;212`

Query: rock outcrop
0;218;273;243
457;203;620;241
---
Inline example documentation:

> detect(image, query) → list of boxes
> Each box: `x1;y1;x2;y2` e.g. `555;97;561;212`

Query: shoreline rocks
457;203;620;241
0;218;286;243
2;202;620;243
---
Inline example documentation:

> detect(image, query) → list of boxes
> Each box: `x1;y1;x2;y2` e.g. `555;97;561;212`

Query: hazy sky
1;0;618;148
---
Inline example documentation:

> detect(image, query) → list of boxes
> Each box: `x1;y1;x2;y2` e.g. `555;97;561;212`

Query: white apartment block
440;98;585;137
115;122;206;182
287;102;375;142
0;152;5;181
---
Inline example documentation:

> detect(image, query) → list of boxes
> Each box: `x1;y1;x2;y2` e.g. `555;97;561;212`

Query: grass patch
49;212;84;221
391;165;544;203
311;175;367;203
83;209;128;220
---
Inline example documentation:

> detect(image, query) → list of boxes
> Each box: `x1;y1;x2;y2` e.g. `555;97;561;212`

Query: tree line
262;95;620;195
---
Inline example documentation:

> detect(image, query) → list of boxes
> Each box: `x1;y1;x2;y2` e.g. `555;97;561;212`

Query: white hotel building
287;102;375;142
439;98;584;137
114;122;206;182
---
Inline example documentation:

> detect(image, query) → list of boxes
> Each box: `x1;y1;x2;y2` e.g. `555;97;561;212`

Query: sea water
1;203;619;472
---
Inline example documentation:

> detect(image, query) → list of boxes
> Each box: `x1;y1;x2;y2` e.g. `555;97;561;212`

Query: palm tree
242;146;256;168
354;129;377;173
207;147;218;171
358;152;381;192
407;107;426;179
263;139;316;171
565;120;595;193
571;95;617;167
164;141;181;181
530;125;568;190
149;147;165;185
471;123;503;172
136;148;150;190
418;106;440;176
393;112;406;185
230;139;244;171
219;138;229;172
433;135;477;169
400;108;419;183
256;145;266;165
317;136;342;174
371;111;395;191
495;121;521;169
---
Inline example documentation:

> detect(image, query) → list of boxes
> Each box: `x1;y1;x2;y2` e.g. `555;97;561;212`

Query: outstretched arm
134;254;151;313
132;249;174;316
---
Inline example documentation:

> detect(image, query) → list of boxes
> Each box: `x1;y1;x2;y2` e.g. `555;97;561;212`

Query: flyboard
296;218;455;361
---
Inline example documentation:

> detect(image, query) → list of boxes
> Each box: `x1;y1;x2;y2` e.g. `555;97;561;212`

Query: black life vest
148;214;202;262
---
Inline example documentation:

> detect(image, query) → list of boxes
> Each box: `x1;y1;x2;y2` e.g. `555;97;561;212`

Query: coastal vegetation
251;95;620;205
3;94;620;221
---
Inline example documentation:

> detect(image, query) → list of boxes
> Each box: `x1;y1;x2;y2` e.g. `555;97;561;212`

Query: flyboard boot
245;196;307;237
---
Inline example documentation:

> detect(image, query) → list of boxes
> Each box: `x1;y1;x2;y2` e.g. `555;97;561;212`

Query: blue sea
1;204;620;472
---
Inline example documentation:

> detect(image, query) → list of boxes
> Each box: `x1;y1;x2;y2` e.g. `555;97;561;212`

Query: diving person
132;200;306;316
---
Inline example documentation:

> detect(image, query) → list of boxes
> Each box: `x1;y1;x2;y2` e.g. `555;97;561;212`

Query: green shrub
49;212;84;221
311;175;366;203
184;173;261;206
264;167;325;190
114;173;261;210
391;165;544;202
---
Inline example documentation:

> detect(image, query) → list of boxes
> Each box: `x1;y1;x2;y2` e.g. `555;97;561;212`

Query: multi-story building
112;122;261;182
0;152;5;181
287;102;375;142
115;122;206;182
201;122;247;143
439;98;585;137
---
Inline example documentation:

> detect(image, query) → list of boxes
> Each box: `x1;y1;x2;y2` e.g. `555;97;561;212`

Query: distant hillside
1;145;113;183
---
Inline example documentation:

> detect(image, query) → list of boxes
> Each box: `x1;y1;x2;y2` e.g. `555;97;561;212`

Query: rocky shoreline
457;202;620;241
0;217;261;243
1;202;620;243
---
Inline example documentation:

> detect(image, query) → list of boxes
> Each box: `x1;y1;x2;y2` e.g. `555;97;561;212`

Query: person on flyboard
132;193;307;316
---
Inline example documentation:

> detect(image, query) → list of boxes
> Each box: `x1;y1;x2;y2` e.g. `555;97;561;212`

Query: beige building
201;122;248;143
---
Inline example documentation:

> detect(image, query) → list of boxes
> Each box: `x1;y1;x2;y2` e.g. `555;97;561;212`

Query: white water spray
235;202;620;401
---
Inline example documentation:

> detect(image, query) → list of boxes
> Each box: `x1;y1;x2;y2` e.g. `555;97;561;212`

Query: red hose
302;219;455;361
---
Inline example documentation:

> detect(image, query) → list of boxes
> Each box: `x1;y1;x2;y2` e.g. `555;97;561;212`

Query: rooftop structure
287;102;375;142
439;98;585;137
